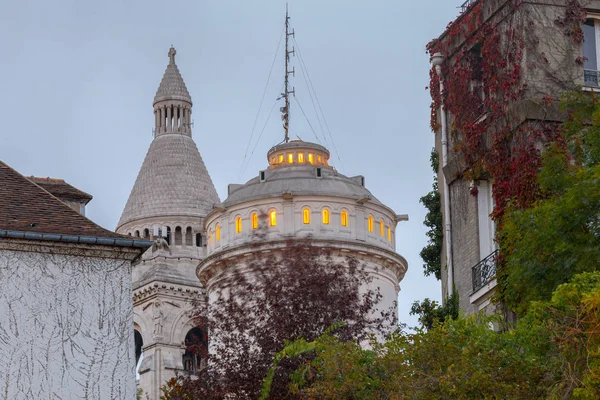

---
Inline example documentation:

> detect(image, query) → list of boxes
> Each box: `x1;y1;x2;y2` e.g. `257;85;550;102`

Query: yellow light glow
317;155;323;164
270;210;277;226
303;208;310;224
278;154;284;163
288;153;293;164
271;157;276;165
252;213;258;229
216;224;221;241
379;220;384;237
235;217;242;233
341;210;348;227
368;216;374;232
322;209;330;225
387;226;392;242
308;153;314;164
209;233;213;245
298;153;305;163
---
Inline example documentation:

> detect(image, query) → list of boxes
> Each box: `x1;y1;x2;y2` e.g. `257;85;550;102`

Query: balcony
472;249;498;293
584;69;600;87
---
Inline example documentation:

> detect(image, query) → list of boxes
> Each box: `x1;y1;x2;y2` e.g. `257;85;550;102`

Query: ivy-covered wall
427;0;593;312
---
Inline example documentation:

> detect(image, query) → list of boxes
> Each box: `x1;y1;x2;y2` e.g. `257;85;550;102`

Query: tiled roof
0;161;125;239
153;47;192;105
27;177;93;204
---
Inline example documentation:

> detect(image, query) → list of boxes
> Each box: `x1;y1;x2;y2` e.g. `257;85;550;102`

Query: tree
409;289;458;331
162;241;394;400
419;149;443;280
499;92;600;314
287;272;600;399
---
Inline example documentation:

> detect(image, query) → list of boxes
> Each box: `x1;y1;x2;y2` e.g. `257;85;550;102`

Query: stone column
166;106;172;133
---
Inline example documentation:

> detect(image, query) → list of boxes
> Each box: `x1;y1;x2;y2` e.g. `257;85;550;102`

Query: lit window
251;213;258;229
216;224;221;241
298;153;305;163
317;155;323;164
287;153;293;164
368;216;374;232
308;153;314;164
278;154;284;164
209;233;213;246
303;208;310;224
387;226;392;242
271;157;276;165
235;217;242;233
322;209;330;225
269;210;277;226
379;220;384;237
341;211;348;227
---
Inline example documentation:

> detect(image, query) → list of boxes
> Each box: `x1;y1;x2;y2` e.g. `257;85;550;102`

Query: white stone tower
116;47;220;400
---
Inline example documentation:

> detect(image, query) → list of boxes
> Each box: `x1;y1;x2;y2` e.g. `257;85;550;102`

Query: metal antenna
281;3;295;143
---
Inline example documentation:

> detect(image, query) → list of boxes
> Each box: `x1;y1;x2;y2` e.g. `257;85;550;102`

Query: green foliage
409;289;459;330
420;149;443;280
499;92;600;314
287;272;600;399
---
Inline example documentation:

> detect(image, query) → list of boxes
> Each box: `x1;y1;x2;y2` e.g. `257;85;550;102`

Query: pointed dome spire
116;48;219;232
154;47;192;105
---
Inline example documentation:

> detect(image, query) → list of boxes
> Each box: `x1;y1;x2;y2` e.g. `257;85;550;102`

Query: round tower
117;47;219;400
197;140;408;329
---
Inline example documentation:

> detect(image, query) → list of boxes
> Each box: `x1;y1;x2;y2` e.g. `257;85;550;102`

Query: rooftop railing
472;249;498;293
460;0;478;12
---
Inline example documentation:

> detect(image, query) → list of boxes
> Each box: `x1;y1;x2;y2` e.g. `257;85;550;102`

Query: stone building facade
118;47;408;399
0;161;150;399
428;0;600;315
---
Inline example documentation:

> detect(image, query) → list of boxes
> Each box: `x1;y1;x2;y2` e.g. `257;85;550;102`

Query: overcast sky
0;0;461;328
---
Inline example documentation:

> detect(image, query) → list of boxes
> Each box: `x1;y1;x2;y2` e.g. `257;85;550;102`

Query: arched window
368;216;374;232
287;153;293;164
183;327;206;373
134;230;140;238
298;153;305;163
387;226;392;242
216;224;221;242
235;217;242;233
322;209;330;225
175;226;183;245
166;226;172;244
186;227;193;246
308;153;314;164
269;210;277;226
209;233;213;246
379;219;384;237
134;329;143;365
341;210;348;227
144;228;150;238
195;233;202;247
303;208;310;224
251;213;259;229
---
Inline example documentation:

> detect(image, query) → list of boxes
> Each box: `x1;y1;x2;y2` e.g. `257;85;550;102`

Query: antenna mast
281;3;295;143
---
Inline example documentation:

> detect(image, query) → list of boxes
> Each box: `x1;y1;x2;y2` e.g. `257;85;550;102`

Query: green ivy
419;149;443;280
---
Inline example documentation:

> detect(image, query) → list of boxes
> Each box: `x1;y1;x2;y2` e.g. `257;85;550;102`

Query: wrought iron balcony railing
472;249;498;293
584;69;600;87
460;0;478;12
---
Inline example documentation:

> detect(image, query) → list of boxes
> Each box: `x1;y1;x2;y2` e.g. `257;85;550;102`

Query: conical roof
153;47;192;105
117;48;219;230
117;134;220;229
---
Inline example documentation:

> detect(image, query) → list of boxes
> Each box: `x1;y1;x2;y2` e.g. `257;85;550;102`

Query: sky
0;0;461;328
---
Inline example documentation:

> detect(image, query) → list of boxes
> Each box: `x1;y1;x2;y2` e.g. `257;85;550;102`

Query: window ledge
470;278;497;305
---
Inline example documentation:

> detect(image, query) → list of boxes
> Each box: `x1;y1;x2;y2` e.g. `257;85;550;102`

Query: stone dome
223;141;380;207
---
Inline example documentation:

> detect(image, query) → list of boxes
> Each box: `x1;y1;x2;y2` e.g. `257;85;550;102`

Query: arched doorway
134;329;144;374
182;327;207;373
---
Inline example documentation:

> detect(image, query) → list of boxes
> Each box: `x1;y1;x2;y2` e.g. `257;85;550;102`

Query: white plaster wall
0;248;136;400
